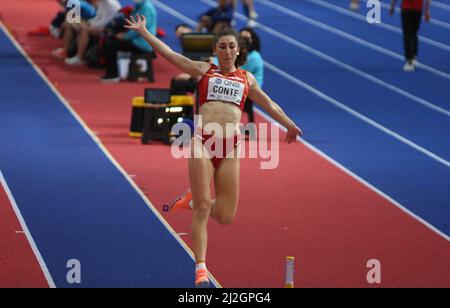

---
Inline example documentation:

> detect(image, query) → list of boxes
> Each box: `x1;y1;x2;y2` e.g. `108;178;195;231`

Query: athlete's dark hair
213;28;248;68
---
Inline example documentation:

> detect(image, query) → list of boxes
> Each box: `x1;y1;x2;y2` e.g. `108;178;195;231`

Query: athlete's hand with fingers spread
124;14;147;33
286;124;303;144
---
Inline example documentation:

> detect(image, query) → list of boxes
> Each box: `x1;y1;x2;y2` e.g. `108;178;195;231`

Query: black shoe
101;75;120;83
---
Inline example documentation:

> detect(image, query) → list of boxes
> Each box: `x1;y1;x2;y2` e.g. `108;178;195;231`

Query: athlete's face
214;35;240;71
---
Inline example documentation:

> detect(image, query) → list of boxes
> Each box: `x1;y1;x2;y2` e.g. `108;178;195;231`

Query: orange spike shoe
195;268;210;288
164;190;193;212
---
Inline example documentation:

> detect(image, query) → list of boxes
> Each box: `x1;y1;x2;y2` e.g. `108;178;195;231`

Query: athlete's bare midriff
199;101;242;137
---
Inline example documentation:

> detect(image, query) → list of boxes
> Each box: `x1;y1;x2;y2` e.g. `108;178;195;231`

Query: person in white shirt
65;0;122;66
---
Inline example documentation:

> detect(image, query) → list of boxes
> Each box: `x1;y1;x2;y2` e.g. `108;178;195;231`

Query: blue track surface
155;0;450;235
332;0;450;46
0;27;198;287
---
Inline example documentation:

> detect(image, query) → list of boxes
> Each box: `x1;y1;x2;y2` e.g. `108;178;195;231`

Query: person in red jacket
390;0;431;72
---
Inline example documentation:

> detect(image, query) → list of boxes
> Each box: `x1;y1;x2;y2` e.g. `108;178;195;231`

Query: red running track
1;0;449;288
0;175;48;288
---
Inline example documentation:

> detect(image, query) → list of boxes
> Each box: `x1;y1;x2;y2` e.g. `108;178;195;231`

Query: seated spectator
49;0;94;39
170;24;198;94
82;7;134;68
103;7;134;36
196;0;234;33
101;0;157;83
239;27;263;124
175;24;193;40
64;0;122;66
51;0;97;57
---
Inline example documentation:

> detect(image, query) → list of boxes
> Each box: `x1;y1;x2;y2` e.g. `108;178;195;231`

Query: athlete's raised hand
124;14;147;33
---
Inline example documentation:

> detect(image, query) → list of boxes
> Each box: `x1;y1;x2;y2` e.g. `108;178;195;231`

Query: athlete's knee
193;199;212;220
214;200;237;225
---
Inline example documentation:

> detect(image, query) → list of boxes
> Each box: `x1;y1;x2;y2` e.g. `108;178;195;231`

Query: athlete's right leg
189;156;214;263
189;138;215;287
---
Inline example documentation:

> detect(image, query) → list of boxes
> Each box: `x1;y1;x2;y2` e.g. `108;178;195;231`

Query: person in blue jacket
51;0;97;58
101;0;157;82
239;27;263;87
196;0;234;33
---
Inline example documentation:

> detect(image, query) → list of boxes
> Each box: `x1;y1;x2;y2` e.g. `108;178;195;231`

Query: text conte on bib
207;77;245;105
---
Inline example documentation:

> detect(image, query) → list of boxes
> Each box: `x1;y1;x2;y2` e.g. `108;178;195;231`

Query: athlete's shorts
194;131;241;169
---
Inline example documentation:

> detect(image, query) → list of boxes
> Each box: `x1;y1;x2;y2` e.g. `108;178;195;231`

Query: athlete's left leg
211;156;240;225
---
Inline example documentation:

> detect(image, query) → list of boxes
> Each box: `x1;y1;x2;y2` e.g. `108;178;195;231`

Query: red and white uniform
197;64;250;111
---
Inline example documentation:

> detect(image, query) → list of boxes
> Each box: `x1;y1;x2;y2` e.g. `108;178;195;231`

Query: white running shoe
249;11;259;20
50;25;61;38
403;61;415;72
247;19;257;28
65;56;85;66
51;48;66;59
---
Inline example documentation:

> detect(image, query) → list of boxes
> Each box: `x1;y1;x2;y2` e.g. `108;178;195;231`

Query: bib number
207;77;244;105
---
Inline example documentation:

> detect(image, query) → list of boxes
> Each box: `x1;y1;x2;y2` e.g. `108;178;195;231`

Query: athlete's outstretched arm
125;14;210;78
247;72;303;144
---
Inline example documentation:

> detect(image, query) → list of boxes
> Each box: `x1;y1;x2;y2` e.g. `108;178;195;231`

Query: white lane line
0;21;222;288
0;171;56;288
263;61;450;168
307;0;450;53
254;0;450;116
364;0;450;29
